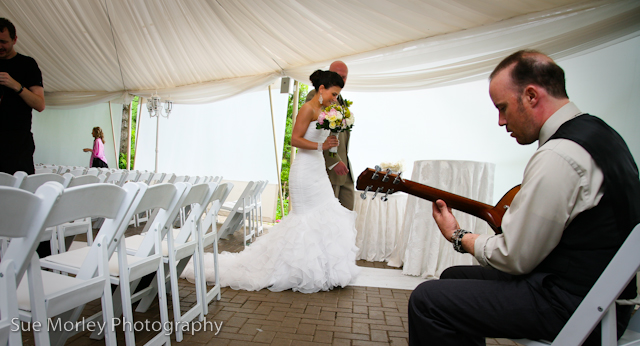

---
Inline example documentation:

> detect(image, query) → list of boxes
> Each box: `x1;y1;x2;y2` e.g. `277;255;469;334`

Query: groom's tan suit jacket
306;90;355;210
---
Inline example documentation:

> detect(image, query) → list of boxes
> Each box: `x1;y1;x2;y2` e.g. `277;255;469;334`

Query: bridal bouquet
316;100;354;155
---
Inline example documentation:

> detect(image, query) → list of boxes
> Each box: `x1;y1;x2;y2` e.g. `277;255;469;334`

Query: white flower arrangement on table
316;99;354;156
379;160;404;174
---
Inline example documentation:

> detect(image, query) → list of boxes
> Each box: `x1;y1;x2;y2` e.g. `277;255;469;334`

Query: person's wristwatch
16;84;24;94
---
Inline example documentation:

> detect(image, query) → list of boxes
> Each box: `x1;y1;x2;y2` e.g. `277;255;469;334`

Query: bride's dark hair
309;70;344;91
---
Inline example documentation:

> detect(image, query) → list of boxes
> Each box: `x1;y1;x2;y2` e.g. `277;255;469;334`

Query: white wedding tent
2;0;639;216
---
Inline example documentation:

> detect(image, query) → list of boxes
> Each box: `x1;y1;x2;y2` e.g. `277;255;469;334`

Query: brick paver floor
20;220;522;345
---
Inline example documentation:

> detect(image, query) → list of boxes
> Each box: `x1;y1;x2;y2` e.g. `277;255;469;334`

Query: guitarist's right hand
432;199;461;242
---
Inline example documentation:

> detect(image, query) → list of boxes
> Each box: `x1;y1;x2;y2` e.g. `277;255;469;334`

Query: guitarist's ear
523;85;539;107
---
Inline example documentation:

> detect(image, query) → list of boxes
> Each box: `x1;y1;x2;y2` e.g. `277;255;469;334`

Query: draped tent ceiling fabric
1;0;638;108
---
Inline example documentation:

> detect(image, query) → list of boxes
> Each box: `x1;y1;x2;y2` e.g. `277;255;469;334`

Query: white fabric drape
1;0;638;108
355;192;408;262
387;160;495;278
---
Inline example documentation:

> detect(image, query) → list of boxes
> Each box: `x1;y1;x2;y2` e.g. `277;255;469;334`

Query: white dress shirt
473;102;605;274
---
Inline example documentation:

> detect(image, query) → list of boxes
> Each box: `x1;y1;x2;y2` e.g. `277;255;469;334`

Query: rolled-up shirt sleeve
474;140;600;274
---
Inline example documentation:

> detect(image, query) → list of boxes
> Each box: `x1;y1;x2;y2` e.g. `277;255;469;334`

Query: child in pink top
83;126;109;168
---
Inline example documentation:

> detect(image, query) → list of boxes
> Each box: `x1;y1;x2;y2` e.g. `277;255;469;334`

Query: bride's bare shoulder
298;102;318;121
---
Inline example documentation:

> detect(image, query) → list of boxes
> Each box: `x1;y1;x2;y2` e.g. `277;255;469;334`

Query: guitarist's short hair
490;50;569;100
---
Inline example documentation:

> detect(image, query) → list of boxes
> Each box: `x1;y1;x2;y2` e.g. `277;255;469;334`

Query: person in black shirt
0;17;45;175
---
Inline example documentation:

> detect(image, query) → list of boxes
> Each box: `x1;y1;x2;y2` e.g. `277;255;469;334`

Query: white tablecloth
355;191;408;262
386;160;495;278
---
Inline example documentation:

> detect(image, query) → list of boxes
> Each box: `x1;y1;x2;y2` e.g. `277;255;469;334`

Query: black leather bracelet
452;229;472;253
17;84;24;94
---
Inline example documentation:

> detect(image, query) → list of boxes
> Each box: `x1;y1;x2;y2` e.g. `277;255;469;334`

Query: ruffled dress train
181;122;360;293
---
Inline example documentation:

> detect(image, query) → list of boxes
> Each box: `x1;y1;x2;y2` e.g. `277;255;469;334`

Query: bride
182;70;361;293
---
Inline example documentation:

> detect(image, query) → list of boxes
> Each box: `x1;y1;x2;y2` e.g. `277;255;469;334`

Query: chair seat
126;229;194;257
17;271;88;311
43;247;148;277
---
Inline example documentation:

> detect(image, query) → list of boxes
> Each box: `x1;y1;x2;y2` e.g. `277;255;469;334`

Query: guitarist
408;51;640;346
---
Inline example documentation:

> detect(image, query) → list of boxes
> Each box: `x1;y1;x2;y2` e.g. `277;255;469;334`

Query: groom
305;61;355;211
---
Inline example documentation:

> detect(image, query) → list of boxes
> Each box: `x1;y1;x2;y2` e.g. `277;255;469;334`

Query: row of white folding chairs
1;179;231;345
218;180;268;249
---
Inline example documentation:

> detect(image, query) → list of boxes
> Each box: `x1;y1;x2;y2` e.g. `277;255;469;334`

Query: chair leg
99;240;117;346
601;303;617;345
26;255;51;346
118;243;137;346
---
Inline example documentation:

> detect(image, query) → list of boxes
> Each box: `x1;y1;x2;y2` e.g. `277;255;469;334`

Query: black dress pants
408;265;632;346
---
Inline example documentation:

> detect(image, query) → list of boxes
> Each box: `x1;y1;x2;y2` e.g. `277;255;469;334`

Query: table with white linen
355;191;408;262
386;160;495;278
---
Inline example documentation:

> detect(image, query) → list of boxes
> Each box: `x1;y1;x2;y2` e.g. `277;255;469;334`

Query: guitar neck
356;168;517;233
401;179;497;225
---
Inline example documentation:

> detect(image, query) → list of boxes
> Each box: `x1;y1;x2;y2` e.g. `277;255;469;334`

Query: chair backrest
202;182;233;235
104;171;124;185
173;175;188;183
136;171;153;185
149;172;165;185
0;182;65;281
554;222;640;345
35;167;57;174
0;172;23;187
515;222;640;346
19;172;73;193
254;180;268;202
174;182;219;244
162;173;175;183
122;170;140;184
85;167;100;176
68;168;86;177
67;174;101;188
134;182;191;257
43;182;143;279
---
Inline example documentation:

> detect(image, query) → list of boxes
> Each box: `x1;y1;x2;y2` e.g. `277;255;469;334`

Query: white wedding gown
182;121;360;293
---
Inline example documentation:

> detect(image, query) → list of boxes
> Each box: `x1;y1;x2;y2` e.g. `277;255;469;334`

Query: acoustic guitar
356;167;521;234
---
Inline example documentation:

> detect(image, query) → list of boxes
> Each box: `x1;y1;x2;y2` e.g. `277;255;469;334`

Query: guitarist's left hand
433;199;479;255
432;199;461;242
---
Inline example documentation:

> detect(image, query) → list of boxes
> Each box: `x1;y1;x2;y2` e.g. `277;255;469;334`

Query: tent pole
108;101;118;168
155;114;160;173
126;100;132;170
132;97;142;170
288;81;300;211
268;85;285;219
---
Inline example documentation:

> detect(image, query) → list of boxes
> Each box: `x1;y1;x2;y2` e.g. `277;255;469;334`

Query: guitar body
356;168;520;234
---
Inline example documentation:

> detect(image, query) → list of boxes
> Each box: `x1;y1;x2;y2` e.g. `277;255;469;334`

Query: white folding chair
35;166;57;174
0;183;63;346
68;168;86;177
104;171;125;186
218;181;256;247
130;182;218;342
19;172;73;193
162;173;175;184
0;171;26;187
18;182;142;346
148;172;165;185
513;222;640;346
131;171;154;227
43;183;187;346
0;172;24;257
18;173;73;255
56;174;102;251
85;167;100;176
252;180;268;237
198;182;233;315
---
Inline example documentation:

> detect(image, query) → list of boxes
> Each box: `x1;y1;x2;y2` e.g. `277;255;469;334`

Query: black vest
532;114;640;298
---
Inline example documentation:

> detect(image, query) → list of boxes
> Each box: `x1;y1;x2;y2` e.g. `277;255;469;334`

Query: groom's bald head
330;61;348;84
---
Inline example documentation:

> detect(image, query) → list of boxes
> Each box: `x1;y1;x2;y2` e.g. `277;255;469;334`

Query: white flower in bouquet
380;160;404;173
